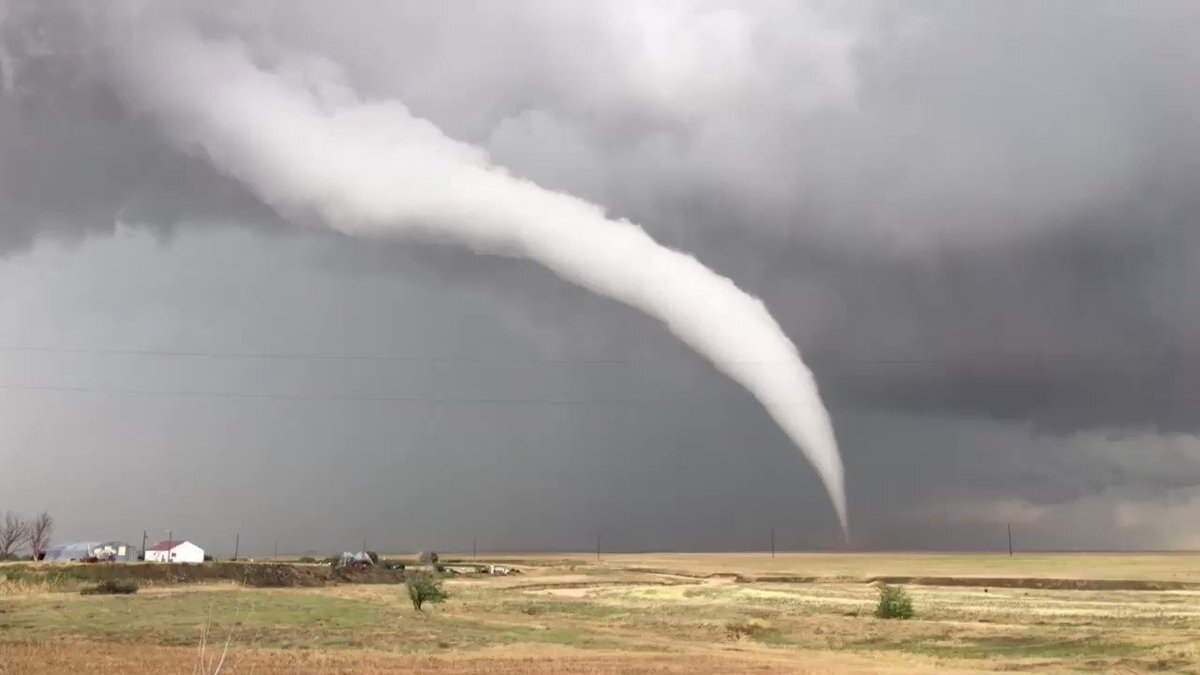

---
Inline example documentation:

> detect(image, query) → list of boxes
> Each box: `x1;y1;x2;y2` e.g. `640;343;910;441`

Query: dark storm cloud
761;201;1200;432
3;1;1200;549
0;3;281;253
206;0;1200;435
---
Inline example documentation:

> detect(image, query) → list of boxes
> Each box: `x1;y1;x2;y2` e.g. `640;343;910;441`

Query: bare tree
0;511;28;560
28;510;54;560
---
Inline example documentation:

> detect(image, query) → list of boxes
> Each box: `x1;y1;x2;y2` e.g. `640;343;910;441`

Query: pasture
2;553;1199;673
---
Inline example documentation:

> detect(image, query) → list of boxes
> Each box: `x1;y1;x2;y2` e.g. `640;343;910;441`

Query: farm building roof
148;540;188;551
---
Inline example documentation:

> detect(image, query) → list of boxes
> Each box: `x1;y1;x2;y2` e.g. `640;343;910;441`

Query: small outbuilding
338;551;374;569
145;540;205;563
43;541;138;563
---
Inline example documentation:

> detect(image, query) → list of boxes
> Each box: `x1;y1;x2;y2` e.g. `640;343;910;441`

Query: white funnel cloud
109;17;849;535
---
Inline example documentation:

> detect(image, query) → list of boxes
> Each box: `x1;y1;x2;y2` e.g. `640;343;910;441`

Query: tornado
108;16;849;535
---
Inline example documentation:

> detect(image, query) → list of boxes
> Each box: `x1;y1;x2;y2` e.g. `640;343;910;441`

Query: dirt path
0;643;1001;674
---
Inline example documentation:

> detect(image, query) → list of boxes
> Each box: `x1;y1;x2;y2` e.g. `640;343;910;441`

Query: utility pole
234;532;240;561
1007;523;1013;557
141;530;147;558
472;538;477;559
274;540;278;559
770;528;776;558
596;531;601;562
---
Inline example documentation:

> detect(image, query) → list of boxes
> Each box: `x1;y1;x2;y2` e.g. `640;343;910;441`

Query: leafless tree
27;510;54;559
0;511;28;560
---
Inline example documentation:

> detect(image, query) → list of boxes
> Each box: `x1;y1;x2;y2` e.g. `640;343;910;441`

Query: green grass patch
0;589;403;649
724;619;791;646
511;601;626;619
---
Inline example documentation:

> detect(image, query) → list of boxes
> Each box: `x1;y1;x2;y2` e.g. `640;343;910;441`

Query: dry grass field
3;552;1199;673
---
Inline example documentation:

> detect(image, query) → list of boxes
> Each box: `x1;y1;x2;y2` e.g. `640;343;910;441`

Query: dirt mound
734;575;821;584
1;562;398;589
621;567;743;581
236;564;334;587
510;579;692;593
332;567;407;585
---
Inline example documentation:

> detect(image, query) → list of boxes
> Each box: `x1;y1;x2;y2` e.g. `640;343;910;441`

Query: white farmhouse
144;540;205;563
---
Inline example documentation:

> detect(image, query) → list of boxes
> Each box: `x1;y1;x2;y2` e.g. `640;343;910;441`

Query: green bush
405;572;449;611
298;556;317;564
874;584;914;619
366;551;380;565
83;578;139;595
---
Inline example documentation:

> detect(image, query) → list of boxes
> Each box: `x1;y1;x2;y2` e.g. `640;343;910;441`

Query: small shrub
298;556;317;564
366;551;380;565
83;578;139;595
724;619;763;638
874;584;914;619
405;572;449;611
724;614;782;638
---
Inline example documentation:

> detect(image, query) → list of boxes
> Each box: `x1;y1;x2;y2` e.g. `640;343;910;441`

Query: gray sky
2;1;1200;554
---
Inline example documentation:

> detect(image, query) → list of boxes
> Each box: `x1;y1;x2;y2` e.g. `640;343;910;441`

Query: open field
3;553;1200;673
489;551;1200;586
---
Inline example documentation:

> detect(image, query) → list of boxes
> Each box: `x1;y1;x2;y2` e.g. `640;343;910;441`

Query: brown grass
0;643;987;674
478;552;1200;583
4;553;1200;673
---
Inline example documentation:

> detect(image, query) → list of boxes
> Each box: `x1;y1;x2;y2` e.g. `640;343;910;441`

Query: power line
0;345;638;364
0;382;739;406
0;345;835;366
0;344;1181;367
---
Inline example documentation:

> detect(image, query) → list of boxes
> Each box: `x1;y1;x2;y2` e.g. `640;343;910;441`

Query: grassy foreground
2;553;1199;673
